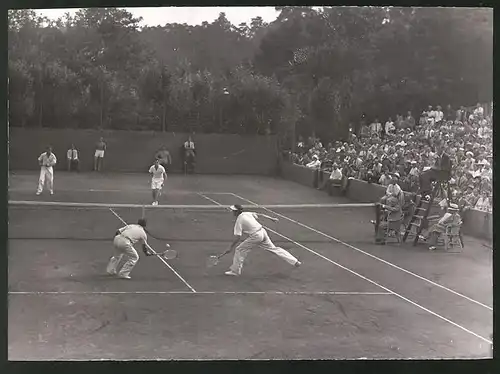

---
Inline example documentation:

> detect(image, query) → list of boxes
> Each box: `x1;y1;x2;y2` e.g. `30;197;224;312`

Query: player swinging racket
149;159;167;206
107;218;151;279
222;204;301;276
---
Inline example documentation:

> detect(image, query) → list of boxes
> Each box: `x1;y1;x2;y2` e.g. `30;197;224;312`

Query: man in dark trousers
419;145;452;196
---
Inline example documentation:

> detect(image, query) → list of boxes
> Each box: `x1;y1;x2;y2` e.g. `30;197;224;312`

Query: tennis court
8;172;493;360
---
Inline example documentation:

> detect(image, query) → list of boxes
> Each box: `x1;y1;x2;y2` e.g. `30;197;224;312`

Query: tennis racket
144;243;177;260
206;250;231;268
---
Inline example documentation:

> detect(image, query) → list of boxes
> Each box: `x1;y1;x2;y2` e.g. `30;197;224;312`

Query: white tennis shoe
118;274;131;279
224;270;239;276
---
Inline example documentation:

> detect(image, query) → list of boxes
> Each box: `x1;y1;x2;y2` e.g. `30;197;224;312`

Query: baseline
8;291;392;296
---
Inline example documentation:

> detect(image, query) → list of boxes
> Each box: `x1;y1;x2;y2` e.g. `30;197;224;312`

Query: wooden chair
437;224;464;252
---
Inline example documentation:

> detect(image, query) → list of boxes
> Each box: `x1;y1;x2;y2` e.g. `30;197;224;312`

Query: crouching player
107;218;150;279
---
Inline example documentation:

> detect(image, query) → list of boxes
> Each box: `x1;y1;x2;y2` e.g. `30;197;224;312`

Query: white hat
448;203;459;211
229;204;243;211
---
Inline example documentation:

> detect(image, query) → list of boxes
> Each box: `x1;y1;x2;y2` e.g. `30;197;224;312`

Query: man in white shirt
384;118;395;136
107;218;149;279
66;144;79;172
473;103;484;118
149;159;167;206
420;204;462;250
325;164;343;195
222;205;301;276
434;105;444;124
306;155;321;168
36;146;57;196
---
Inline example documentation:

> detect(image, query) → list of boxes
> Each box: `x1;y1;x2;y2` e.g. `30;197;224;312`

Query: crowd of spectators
288;102;493;213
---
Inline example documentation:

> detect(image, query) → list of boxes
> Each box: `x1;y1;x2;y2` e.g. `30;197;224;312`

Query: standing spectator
427;106;436;126
360;122;370;138
435;105;444;124
385;117;395;136
445;104;454;121
94;137;107;172
370;118;382;137
473;103;484;119
406;111;416;129
155;146;172;171
36;146;57;196
394;114;404;129
66;144;79;172
297;136;306;154
456;106;465;122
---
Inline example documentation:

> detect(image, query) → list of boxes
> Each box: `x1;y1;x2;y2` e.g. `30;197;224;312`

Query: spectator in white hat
420;203;462;251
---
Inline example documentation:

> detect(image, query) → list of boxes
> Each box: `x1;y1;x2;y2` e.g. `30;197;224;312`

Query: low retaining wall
281;162;492;241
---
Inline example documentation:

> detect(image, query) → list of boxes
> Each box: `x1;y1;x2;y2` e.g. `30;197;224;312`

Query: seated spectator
474;190;491;212
378;171;391;187
374;195;404;245
306;155;321;169
324;163;343;194
67;144;79;172
420;203;462;251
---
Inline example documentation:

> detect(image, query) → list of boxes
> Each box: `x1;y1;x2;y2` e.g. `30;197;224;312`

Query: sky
35;7;280;27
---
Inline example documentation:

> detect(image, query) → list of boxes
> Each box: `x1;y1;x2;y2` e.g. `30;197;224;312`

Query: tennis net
8;200;377;243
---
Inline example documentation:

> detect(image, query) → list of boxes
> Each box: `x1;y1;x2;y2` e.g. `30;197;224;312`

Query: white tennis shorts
95;150;105;158
151;178;163;190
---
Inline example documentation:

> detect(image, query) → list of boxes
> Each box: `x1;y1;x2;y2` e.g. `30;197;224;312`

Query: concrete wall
9;128;277;175
281;162;492;241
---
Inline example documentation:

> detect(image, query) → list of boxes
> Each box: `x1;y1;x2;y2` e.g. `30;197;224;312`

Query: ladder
403;181;445;246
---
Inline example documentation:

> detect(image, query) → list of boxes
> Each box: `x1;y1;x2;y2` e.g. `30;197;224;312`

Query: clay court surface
8;171;493;360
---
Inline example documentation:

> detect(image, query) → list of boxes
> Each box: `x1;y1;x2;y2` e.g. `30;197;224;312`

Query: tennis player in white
36;146;57;195
107;218;149;279
149;159;166;205
224;204;301;276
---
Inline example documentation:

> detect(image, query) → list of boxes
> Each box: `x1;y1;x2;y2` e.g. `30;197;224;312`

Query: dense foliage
8;7;492;143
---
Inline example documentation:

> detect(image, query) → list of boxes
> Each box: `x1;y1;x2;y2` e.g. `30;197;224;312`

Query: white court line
204;193;492;345
109;208;196;293
231;193;493;312
9;291;392;296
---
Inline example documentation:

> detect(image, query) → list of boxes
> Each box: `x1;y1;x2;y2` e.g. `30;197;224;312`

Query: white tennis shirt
38;152;57;170
118;224;147;244
233;212;262;236
149;164;166;180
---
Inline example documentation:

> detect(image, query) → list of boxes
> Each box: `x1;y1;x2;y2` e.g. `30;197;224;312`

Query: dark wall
9;128;277;174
